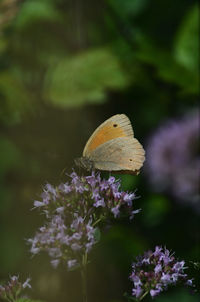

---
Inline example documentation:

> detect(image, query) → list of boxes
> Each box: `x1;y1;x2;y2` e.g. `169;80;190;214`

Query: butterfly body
74;157;94;171
76;114;145;174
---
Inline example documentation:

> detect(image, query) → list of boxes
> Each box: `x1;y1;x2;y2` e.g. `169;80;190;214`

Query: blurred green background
0;0;199;301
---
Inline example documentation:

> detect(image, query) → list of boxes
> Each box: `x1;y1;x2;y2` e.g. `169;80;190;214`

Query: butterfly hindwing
88;137;145;173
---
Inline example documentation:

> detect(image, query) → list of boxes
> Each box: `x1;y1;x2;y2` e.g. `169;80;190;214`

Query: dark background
0;0;199;301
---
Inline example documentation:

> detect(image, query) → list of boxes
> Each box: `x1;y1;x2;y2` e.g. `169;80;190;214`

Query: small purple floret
67;259;77;269
130;246;193;300
22;278;31;289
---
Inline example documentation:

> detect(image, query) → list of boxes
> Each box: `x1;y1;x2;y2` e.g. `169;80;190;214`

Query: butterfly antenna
74;158;81;175
78;164;81;175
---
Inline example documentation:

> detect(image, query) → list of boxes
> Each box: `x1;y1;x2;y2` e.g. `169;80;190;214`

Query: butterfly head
74;157;94;171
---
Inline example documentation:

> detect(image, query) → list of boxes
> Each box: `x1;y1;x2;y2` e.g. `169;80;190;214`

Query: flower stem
92;217;103;227
81;253;88;302
139;291;148;301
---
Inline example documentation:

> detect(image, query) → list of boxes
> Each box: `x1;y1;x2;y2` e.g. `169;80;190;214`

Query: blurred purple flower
68;259;78;269
130;246;193;300
145;110;200;210
0;275;31;301
28;171;139;270
22;277;31;289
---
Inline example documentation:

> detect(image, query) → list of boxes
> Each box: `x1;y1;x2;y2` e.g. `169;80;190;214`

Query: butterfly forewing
83;114;134;157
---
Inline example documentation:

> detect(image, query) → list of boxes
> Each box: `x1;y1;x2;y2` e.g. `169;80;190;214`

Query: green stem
92;217;103;227
139;291;148;301
81;253;88;302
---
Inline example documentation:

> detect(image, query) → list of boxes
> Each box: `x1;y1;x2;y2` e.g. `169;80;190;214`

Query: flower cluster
130;246;193;300
28;171;139;270
145;110;200;211
0;275;31;302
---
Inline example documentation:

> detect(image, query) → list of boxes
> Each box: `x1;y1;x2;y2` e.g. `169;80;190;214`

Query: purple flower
155;263;162;274
51;259;60;268
56;206;65;214
22;278;31;289
72;232;82;240
108;176;115;185
28;171;139;270
131;275;142;287
130;246;193;300
44;183;57;200
142;256;150;265
145;110;200;211
173;261;185;272
161;273;172;284
71;242;82;251
71;216;84;229
86;224;95;240
160;249;172;265
93;198;105;208
58;183;71;193
67;259;77;269
85;241;94;252
71;173;87;193
150;288;162;297
186;279;193;286
123;193;135;206
99;180;109;191
130;209;141;220
92;188;100;201
85;174;97;187
34;200;45;208
154;246;163;257
111;205;120;218
0;276;31;301
48;247;62;258
41;191;50;204
132;286;143;298
11;275;18;281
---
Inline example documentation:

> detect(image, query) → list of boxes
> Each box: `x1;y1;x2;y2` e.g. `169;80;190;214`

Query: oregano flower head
28;171;139;269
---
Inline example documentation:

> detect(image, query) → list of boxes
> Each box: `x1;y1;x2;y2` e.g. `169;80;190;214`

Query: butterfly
75;114;145;175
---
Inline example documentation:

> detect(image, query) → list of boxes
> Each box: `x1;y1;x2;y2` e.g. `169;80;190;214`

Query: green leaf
103;225;146;267
94;227;101;242
0;71;32;125
0;136;21;177
135;35;198;95
45;48;130;108
0;36;7;54
108;0;148;17
174;4;198;74
120;174;139;191
142;195;170;227
14;0;59;29
155;288;200;302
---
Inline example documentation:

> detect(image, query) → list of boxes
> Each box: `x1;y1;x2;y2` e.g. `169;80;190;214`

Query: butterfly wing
83;114;134;157
88;137;145;174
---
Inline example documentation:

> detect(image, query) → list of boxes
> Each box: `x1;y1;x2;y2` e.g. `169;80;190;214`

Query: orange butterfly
75;114;145;175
